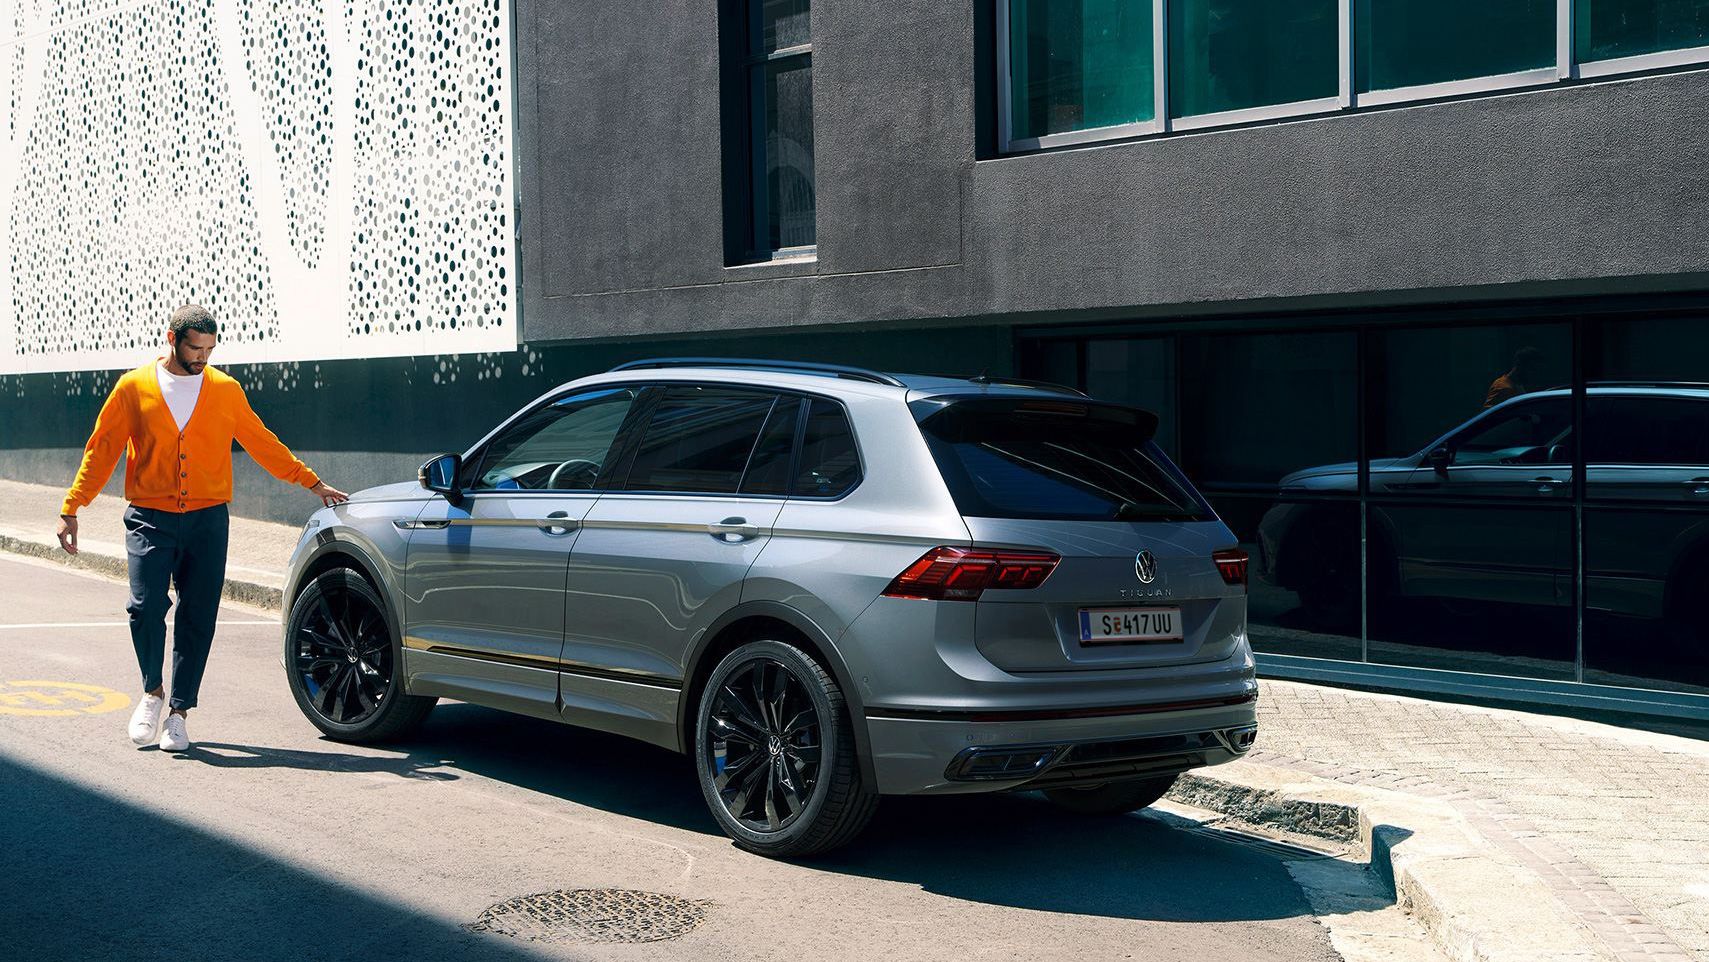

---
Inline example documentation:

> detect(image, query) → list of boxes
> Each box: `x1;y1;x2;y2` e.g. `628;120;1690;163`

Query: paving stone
1254;679;1709;960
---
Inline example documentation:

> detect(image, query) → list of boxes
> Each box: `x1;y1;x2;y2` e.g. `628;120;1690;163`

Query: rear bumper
864;691;1259;795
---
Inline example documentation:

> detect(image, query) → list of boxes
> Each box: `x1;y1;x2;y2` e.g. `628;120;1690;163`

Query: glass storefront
1020;306;1709;700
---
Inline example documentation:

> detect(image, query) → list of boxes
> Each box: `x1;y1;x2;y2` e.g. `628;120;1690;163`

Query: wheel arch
286;538;405;664
680;601;876;787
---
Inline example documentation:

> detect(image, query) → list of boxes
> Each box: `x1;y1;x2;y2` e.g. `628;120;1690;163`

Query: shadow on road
283;702;1392;925
0;754;548;962
172;741;460;780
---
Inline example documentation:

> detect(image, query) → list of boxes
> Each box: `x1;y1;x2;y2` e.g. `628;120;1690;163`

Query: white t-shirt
156;359;204;431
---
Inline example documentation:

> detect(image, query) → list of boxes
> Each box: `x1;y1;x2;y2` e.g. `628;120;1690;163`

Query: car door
1388;396;1572;606
401;385;643;719
1585;394;1709;503
560;385;791;711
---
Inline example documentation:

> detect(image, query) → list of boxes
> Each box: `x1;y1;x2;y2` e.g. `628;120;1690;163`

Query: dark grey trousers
123;503;229;711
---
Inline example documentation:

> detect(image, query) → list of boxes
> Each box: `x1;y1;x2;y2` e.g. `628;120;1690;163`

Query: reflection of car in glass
281;360;1260;857
1258;384;1709;650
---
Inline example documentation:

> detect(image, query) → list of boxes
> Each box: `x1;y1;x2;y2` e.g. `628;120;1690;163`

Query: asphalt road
0;554;1348;962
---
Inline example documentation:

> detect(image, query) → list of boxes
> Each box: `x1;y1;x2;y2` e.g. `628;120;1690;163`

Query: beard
175;349;206;374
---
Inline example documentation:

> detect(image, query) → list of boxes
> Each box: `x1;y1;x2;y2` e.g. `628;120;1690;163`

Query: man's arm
58;380;132;554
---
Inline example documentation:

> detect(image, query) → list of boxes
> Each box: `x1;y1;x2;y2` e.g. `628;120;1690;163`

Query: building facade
6;0;1709;717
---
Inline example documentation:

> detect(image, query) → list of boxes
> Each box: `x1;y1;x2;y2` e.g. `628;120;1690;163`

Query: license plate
1079;607;1183;644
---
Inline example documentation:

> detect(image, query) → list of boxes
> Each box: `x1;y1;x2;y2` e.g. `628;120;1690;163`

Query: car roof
563;360;1090;402
1496;383;1709;403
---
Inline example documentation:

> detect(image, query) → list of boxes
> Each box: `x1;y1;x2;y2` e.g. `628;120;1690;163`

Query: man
56;305;349;752
1483;346;1543;409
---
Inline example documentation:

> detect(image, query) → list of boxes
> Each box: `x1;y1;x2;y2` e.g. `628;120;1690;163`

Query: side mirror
1427;446;1452;475
419;453;464;506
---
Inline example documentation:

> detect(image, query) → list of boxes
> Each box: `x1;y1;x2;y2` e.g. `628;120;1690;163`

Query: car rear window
914;398;1211;521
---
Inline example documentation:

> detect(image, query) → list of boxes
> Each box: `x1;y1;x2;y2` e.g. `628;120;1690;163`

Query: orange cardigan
61;360;321;516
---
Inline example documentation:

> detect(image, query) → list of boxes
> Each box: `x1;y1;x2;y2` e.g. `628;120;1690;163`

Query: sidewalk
1200;681;1709;962
0;479;300;607
2;478;1707;961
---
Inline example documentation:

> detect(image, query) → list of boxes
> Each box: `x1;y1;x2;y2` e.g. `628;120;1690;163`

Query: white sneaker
159;713;190;752
129;693;165;746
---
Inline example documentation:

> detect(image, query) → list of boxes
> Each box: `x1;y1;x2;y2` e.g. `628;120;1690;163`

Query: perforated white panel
0;0;515;374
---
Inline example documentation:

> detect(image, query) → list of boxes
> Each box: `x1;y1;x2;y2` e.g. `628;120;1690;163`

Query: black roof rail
609;357;906;387
963;374;1090;398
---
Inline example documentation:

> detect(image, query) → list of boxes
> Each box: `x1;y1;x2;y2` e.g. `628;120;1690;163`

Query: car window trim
459;377;867;502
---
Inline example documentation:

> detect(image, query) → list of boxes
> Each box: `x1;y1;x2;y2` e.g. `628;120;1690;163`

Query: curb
0;530;284;611
1169;762;1617;962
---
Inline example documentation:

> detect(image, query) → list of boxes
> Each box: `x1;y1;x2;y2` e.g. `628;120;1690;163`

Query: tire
284;568;436;743
1044;774;1178;816
693;639;878;858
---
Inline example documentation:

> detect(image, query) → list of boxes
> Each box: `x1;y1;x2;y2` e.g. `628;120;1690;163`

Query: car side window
1585;397;1709;465
471;387;640;491
1451;398;1571;466
739;396;803;496
792;399;861;497
622;386;778;494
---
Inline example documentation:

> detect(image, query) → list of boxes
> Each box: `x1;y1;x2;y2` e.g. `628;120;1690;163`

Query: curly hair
169;304;218;341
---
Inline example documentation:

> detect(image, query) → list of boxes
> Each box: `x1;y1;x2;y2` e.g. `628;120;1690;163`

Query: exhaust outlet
1219;725;1258;753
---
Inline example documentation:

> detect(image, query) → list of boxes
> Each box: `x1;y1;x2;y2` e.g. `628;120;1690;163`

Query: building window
1576;0;1709;64
1004;0;1155;147
1167;0;1339;121
724;0;815;262
997;0;1709;153
1020;303;1709;707
1355;0;1556;98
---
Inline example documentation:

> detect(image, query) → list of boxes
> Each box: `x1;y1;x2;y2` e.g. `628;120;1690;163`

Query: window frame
996;0;1166;151
996;0;1709;154
724;0;817;263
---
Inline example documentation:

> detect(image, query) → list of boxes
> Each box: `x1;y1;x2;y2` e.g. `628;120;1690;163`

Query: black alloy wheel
694;639;877;857
285;568;436;743
295;576;392;724
706;658;823;832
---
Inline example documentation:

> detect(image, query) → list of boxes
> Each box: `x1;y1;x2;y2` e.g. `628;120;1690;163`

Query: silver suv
281;359;1258;856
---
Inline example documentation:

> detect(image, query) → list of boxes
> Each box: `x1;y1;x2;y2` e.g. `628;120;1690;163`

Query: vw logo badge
1135;550;1158;584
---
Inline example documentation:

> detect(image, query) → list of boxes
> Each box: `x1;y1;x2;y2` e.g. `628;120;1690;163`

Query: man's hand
310;482;351;507
56;515;78;555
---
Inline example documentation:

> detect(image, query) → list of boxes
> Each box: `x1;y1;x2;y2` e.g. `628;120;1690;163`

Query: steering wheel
546;458;601;489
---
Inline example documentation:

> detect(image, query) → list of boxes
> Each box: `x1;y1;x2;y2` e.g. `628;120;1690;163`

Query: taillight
883;546;1061;601
1213;547;1248;589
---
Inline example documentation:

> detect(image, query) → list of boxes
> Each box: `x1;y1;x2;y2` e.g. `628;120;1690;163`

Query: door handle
1533;477;1568;494
1686;477;1709;497
708;517;761;542
539;510;575;535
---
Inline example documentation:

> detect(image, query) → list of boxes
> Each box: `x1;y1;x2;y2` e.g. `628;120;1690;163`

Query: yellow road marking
0;680;130;716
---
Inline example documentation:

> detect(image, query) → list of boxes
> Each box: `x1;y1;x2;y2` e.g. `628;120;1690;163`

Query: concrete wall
514;0;1709;344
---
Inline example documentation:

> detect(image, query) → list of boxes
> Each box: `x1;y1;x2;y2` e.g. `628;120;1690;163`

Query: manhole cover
468;888;711;944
